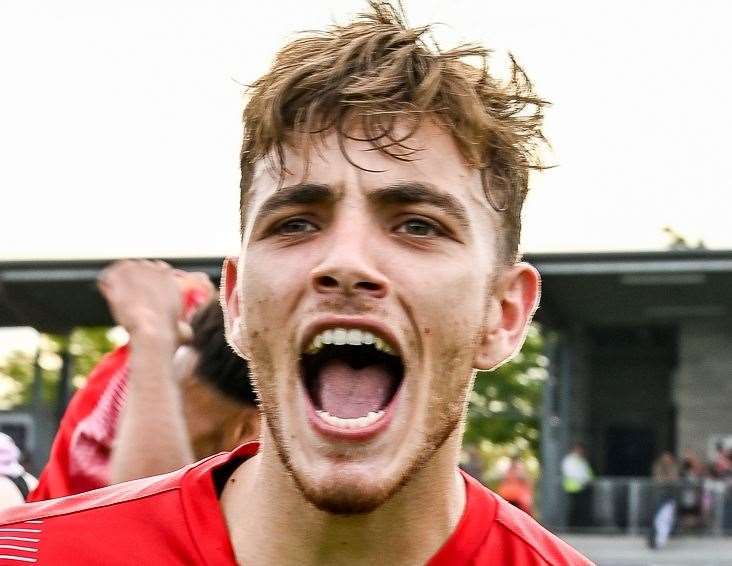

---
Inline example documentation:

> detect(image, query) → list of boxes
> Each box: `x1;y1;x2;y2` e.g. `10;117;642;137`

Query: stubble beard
250;347;473;516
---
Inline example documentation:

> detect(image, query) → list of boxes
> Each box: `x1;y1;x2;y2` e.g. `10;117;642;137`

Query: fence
581;477;732;536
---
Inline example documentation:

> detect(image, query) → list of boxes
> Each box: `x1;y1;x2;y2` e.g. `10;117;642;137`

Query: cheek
402;255;488;335
241;250;308;399
404;260;487;395
242;246;313;320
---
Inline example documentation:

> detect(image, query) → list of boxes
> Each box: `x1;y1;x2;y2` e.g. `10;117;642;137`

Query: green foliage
65;328;117;389
462;323;548;483
0;350;36;409
0;328;117;410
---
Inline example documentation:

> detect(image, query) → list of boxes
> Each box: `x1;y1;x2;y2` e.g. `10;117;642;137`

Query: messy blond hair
240;1;548;262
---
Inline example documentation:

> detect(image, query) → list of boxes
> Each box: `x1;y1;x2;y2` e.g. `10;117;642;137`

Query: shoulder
451;471;592;565
0;452;233;565
0;463;186;526
482;494;594;565
0;447;256;565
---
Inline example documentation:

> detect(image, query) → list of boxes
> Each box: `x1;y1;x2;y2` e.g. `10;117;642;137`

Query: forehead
245;120;492;218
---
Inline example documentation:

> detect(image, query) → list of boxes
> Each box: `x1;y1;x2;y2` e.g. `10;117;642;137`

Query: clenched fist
97;260;214;344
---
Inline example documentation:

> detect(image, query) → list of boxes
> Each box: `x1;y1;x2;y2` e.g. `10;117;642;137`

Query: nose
309;221;389;299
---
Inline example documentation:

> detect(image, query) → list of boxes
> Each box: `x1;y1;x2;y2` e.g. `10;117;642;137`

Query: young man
0;4;592;564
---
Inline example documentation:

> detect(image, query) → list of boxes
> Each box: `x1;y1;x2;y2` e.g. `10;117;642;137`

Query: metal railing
573;477;732;536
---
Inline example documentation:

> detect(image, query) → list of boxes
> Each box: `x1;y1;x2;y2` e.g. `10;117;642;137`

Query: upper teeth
305;328;395;355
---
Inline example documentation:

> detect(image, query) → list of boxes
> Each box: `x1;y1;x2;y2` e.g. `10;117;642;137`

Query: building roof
2;250;732;331
534;249;732;327
0;258;223;333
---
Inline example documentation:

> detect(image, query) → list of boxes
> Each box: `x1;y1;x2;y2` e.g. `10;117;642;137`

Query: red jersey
27;345;130;501
2;443;593;565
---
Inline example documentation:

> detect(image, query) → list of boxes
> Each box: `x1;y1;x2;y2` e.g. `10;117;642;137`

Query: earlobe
220;257;247;359
473;263;541;371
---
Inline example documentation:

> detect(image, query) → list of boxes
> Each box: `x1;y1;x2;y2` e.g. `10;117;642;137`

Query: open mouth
300;327;404;433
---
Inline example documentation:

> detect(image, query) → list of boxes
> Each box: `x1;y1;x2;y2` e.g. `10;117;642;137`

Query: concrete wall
568;326;592;445
676;321;732;458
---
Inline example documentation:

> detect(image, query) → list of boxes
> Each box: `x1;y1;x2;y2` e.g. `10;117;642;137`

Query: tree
462;322;548;485
0;328;118;410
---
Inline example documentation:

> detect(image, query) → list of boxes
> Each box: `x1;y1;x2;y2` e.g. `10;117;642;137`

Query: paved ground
564;535;732;566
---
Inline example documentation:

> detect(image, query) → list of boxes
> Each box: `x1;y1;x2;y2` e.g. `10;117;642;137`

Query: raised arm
98;260;212;484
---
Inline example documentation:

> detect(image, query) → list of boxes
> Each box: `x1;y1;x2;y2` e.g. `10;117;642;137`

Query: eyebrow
250;181;470;231
255;183;336;221
368;182;470;228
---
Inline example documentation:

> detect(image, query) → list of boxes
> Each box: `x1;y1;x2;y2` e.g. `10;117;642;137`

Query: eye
395;217;442;237
276;218;318;235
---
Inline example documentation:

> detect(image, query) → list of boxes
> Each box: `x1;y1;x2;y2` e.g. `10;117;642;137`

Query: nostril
315;275;339;289
356;281;382;292
312;272;387;296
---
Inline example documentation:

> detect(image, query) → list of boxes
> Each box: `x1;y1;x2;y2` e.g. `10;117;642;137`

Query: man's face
226;120;536;514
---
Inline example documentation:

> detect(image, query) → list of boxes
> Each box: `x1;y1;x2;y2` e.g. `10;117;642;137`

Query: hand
98;260;210;343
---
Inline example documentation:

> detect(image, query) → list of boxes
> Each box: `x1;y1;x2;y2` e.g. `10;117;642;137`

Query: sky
1;0;732;262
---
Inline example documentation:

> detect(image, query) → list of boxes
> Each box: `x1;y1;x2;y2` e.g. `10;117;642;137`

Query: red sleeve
27;346;129;501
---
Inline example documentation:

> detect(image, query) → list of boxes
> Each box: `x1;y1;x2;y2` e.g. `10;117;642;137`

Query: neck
221;429;466;566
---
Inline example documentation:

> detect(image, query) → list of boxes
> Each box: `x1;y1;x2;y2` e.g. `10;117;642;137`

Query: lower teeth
316;409;385;429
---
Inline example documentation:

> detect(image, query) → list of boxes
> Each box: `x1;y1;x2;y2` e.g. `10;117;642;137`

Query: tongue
318;359;393;419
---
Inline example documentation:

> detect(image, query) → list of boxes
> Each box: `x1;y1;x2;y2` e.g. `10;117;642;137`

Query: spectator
711;442;732;479
652;451;679;484
497;456;534;516
648;451;678;549
0;433;38;510
562;441;594;528
678;450;704;530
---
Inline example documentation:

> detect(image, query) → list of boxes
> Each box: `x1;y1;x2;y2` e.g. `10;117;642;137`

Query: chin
294;456;428;515
276;419;461;517
299;474;394;515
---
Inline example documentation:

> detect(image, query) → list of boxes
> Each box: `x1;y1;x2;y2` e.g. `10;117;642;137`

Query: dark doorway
587;325;677;476
605;426;655;476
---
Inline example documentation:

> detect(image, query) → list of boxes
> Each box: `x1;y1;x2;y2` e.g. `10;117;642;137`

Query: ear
473;262;541;371
220;256;247;359
227;406;261;447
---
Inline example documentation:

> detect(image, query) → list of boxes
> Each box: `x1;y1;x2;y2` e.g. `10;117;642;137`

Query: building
535;249;732;529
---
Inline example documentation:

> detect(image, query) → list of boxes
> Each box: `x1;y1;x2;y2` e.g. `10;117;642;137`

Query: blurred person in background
0;433;38;509
677;449;705;530
458;444;485;483
497;455;534;516
652;451;679;484
648;451;678;549
711;441;732;479
28;260;259;501
562;441;594;528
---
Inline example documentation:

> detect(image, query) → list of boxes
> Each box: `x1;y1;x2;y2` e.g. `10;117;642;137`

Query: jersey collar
180;444;496;566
